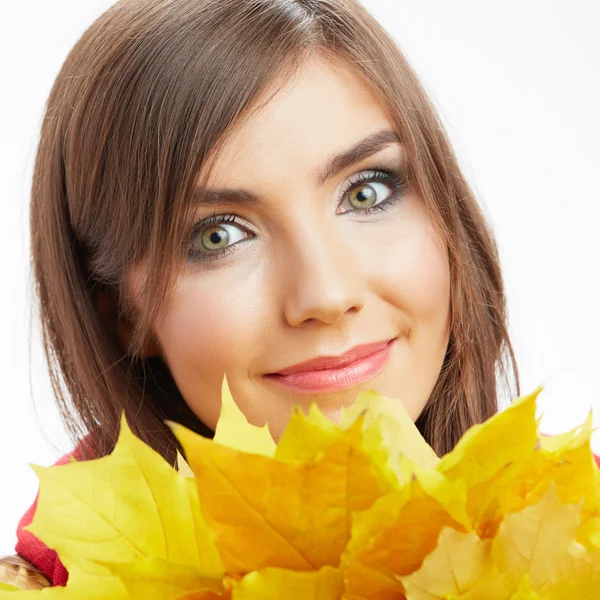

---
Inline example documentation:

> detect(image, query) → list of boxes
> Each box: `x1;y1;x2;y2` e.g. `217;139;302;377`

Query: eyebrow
193;128;401;206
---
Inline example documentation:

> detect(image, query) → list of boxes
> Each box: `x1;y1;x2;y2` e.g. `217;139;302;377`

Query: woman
1;0;521;589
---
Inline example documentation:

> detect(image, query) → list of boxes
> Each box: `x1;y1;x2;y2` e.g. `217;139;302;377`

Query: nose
281;220;366;328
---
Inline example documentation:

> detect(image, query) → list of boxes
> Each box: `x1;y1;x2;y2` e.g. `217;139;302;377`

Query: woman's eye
187;169;407;264
337;169;408;216
188;216;250;262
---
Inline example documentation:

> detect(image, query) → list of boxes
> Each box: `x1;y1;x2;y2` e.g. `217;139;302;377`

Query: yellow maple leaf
492;481;598;591
508;575;543;599
275;386;441;499
437;386;541;487
213;375;276;457
436;387;542;538
579;461;600;550
410;462;470;529
171;415;384;576
465;420;598;541
98;556;227;599
232;565;343;599
176;579;233;600
494;411;599;542
397;527;495;598
275;404;343;463
177;450;196;479
397;529;541;600
542;580;600;599
340;389;440;482
23;414;224;598
342;477;466;600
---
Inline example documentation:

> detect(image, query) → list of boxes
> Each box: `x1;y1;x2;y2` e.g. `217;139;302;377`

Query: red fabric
13;436;600;587
15;436;95;587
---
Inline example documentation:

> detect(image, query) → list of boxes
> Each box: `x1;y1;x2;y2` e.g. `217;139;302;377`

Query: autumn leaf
177;450;195;479
24;414;223;597
579;461;600;550
276;396;402;497
450;407;599;544
171;415;384;575
232;566;343;600
177;589;232;600
397;527;504;599
213;375;276;457
508;575;543;599
275;404;343;463
340;389;440;487
437;386;541;486
492;411;600;557
176;578;233;600
98;556;226;599
436;387;541;538
492;482;588;590
342;476;467;600
411;463;470;529
517;411;597;512
542;580;600;599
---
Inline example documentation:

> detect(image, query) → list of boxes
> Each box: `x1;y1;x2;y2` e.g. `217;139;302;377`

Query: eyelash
187;167;409;264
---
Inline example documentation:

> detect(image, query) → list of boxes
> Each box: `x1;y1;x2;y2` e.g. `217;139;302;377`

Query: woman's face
126;56;451;441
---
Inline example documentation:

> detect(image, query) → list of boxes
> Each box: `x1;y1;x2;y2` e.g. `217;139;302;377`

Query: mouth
263;338;396;394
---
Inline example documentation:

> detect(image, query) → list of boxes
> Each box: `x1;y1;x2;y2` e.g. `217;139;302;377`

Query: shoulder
0;555;50;590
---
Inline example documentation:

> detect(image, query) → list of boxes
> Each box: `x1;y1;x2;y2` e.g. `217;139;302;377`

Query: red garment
14;438;600;587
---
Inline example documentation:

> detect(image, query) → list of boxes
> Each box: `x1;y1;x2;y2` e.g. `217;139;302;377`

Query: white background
0;0;599;553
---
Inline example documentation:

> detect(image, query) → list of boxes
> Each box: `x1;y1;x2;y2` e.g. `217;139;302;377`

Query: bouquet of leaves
2;380;600;599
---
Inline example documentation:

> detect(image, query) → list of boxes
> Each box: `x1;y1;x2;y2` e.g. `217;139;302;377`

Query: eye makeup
186;164;410;265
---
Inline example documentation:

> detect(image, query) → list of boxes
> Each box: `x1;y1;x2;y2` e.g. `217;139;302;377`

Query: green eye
347;183;380;210
188;215;251;263
338;168;405;215
200;225;231;251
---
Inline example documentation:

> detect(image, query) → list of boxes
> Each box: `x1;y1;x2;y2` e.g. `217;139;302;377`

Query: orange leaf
342;478;466;599
171;416;384;575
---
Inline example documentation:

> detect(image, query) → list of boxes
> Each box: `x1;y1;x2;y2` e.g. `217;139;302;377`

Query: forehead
203;55;396;187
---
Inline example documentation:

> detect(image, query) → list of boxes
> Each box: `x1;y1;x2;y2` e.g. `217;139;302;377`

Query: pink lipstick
264;338;395;394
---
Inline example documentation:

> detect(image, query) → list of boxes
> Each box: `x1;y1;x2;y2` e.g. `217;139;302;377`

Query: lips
271;339;394;374
264;338;396;394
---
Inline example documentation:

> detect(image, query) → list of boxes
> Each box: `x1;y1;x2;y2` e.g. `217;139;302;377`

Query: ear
94;286;162;358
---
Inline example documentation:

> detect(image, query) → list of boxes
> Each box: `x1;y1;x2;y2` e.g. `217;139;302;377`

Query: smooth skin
125;55;451;441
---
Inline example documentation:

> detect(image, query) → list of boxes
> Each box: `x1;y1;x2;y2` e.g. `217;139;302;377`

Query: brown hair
30;0;519;465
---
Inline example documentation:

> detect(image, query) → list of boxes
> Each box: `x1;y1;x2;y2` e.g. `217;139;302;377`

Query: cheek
399;226;450;325
365;200;451;419
368;198;451;326
152;271;267;426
